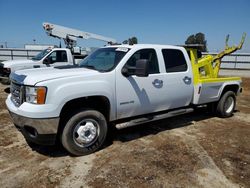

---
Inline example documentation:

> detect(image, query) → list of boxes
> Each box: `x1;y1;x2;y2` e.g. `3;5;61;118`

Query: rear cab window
48;50;68;63
162;49;188;72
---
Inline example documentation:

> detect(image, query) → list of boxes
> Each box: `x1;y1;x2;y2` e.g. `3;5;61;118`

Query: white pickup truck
6;44;242;156
0;47;86;84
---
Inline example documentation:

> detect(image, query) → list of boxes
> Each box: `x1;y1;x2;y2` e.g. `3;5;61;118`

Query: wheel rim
73;119;99;147
225;96;234;113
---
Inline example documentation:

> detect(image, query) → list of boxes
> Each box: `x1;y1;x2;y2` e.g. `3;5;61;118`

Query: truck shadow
27;141;68;157
112;107;214;143
28;107;215;157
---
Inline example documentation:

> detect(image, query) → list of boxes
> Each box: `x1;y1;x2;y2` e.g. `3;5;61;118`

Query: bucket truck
0;22;117;84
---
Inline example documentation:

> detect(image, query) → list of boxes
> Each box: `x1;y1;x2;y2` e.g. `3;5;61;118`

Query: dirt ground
0;77;250;188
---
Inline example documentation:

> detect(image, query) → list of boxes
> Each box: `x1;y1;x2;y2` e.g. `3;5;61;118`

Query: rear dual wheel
216;91;236;117
208;91;236;118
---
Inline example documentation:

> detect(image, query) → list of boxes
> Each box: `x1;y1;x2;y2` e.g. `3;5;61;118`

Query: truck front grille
10;81;24;107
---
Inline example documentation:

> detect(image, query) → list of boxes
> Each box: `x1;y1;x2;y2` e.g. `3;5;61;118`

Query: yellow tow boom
188;33;246;85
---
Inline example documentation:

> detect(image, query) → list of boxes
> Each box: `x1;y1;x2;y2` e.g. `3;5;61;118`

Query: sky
0;0;249;52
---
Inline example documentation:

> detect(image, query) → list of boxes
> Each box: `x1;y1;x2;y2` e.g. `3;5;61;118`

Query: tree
123;36;138;45
185;32;207;52
122;40;128;44
185;34;196;44
130;37;138;45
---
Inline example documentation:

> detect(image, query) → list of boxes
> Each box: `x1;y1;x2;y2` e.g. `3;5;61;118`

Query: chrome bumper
9;111;59;134
0;76;10;85
9;111;60;145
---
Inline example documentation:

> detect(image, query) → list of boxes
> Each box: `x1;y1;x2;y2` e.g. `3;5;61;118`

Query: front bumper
0;64;10;84
8;111;59;145
0;76;10;85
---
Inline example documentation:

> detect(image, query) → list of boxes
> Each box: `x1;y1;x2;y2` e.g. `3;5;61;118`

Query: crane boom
186;33;246;83
43;22;117;48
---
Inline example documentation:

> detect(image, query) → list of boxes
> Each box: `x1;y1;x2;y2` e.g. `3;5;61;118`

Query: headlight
25;86;47;104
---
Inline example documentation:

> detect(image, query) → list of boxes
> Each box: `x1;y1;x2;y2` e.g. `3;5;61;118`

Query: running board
115;108;194;129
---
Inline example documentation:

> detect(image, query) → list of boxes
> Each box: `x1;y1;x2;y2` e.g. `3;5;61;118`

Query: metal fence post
234;55;237;69
11;50;13;60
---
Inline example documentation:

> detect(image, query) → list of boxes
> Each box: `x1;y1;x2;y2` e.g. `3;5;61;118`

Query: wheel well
221;84;239;96
58;96;110;133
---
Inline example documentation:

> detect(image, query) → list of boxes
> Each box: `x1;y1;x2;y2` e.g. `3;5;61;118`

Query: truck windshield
79;47;129;72
32;49;52;61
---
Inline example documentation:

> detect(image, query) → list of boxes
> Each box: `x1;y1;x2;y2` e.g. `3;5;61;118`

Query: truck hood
2;59;34;68
11;66;98;85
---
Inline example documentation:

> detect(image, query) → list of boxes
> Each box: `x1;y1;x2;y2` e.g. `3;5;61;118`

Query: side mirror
43;57;51;64
121;59;149;77
135;59;149;77
121;66;130;77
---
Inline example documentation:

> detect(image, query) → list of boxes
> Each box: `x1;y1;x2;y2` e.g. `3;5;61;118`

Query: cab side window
47;50;68;63
126;49;159;74
162;49;187;72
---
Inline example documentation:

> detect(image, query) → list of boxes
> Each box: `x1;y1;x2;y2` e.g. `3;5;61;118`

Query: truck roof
105;44;185;50
49;47;69;51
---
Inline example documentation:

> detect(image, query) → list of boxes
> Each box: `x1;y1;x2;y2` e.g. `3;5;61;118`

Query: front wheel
61;109;108;156
216;91;236;118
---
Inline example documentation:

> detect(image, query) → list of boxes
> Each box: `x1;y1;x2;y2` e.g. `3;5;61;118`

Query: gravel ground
0;77;249;188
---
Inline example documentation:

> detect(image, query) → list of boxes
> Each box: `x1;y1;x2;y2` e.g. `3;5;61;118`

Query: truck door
44;50;70;66
116;48;168;119
116;48;193;120
160;48;193;109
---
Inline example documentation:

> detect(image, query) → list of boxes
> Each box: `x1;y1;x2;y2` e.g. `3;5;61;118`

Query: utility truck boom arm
43;22;117;48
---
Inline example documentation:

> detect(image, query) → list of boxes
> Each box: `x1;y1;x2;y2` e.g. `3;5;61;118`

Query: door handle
152;79;163;87
183;76;192;84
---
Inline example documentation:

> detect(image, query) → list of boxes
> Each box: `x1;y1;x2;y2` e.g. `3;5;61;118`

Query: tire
61;109;108;156
216;91;236;118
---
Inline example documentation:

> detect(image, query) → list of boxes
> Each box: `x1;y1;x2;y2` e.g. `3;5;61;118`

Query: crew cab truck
0;47;85;84
6;35;245;156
